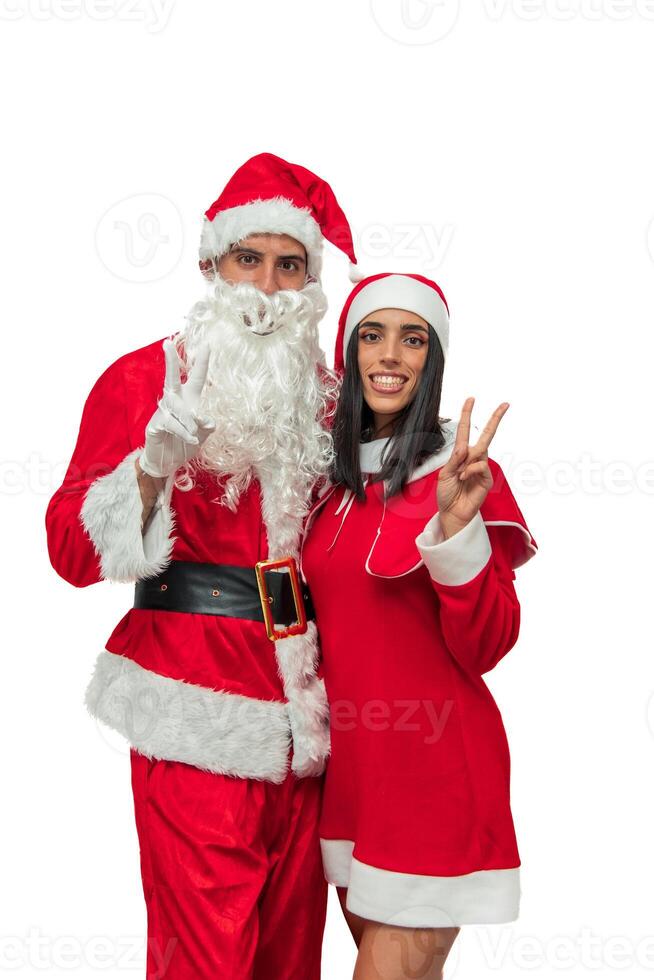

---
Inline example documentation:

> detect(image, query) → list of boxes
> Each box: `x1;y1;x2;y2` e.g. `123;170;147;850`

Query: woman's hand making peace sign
437;397;510;540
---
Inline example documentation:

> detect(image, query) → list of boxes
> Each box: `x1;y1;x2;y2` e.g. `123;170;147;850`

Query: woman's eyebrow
358;320;429;334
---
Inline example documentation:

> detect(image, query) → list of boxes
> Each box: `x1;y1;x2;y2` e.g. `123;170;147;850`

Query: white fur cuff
415;511;492;586
80;447;175;583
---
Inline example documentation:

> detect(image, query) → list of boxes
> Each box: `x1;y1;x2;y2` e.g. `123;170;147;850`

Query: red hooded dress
299;422;538;927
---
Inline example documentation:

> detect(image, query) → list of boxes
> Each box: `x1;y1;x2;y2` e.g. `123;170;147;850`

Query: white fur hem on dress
320;839;520;927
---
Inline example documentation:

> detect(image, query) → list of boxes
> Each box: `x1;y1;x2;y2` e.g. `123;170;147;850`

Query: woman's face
356;307;430;431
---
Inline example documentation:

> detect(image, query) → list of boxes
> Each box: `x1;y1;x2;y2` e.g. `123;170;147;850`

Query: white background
2;1;654;977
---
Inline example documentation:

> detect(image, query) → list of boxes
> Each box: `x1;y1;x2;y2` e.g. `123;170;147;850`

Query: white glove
139;338;216;479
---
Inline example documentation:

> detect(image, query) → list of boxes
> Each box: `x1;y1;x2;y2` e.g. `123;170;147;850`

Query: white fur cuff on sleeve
415;510;491;587
80;447;175;583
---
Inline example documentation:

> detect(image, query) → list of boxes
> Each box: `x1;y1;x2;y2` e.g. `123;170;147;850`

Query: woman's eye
361;331;381;342
404;336;425;347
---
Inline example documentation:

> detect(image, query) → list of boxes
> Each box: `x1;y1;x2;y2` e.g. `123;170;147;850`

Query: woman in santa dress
300;273;538;979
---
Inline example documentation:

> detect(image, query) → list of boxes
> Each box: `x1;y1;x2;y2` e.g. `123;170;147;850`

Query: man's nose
255;261;278;296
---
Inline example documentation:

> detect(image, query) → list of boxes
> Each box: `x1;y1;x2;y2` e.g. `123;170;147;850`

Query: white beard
173;274;339;556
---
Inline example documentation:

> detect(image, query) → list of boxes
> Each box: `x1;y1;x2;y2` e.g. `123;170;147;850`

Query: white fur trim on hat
343;274;449;363
199;196;323;277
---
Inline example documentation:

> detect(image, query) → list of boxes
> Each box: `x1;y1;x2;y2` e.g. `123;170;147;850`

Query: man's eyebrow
228;244;306;264
359;320;429;333
230;244;264;257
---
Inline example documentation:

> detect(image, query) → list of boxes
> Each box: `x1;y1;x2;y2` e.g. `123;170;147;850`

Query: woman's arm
416;513;520;675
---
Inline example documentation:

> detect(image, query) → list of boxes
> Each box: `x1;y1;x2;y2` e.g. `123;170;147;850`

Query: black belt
134;557;315;641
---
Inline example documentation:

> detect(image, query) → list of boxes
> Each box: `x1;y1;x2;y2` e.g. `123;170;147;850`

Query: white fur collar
359;417;473;484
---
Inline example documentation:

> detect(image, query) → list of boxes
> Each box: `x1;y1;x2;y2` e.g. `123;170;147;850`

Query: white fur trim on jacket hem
199;197;323;277
320;841;520;927
85;650;293;783
80;448;175;584
272;621;331;777
415;510;492;586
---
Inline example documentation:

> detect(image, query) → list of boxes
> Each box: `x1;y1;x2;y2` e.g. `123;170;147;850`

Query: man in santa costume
45;153;358;979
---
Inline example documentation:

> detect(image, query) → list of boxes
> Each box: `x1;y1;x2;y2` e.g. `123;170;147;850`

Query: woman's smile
368;372;409;394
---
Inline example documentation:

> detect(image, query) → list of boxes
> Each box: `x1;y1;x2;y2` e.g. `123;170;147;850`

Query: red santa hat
334;272;450;374
199;152;359;281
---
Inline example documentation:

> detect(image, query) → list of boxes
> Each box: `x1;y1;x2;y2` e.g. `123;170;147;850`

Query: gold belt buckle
254;555;308;642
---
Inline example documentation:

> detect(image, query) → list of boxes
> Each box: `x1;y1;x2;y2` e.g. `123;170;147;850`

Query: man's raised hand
139;339;215;480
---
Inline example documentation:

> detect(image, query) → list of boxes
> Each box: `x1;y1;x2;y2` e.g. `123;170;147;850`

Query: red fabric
301;461;536;878
333;272;450;373
45;338;166;588
130;748;327;979
365;458;537;579
204;152;357;266
45;337;286;701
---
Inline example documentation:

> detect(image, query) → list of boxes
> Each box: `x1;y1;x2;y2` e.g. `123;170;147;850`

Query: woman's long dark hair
331;323;451;500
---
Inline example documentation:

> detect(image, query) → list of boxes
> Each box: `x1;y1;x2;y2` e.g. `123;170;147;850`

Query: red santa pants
129;748;327;979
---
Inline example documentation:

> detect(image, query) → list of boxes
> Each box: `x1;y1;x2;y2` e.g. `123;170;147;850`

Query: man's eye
238;254;257;265
279;261;298;272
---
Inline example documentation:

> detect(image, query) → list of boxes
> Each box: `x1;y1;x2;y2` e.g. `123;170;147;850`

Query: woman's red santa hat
199;152;359;281
334;272;451;374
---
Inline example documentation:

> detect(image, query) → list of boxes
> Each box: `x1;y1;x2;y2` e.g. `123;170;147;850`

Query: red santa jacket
45;336;330;783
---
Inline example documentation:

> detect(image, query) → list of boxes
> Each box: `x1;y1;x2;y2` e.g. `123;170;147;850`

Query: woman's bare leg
336;886;367;948
352;919;460;980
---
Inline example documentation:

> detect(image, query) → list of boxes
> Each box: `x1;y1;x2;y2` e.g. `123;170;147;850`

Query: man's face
199;233;308;294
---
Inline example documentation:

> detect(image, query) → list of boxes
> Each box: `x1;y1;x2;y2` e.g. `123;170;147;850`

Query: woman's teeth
371;375;406;388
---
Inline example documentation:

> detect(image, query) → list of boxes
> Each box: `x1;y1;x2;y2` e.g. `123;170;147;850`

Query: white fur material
416;510;493;586
199;197;324;277
80;447;175;583
272;623;331;776
85;649;292;782
320;842;520;926
256;458;332;777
